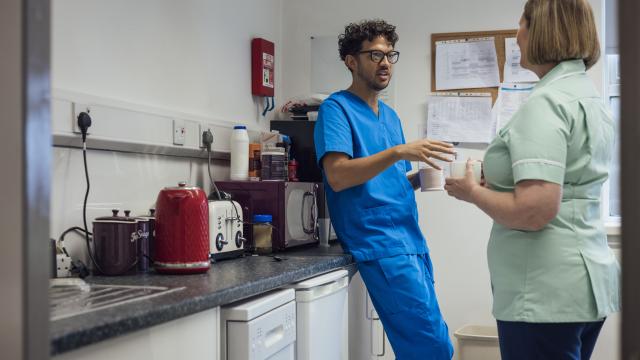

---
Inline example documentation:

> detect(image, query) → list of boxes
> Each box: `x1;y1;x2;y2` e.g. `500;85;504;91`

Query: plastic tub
454;324;500;360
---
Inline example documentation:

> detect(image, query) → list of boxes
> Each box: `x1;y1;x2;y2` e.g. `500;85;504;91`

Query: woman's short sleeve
503;93;569;185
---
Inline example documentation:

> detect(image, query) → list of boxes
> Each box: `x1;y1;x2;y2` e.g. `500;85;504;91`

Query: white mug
449;160;482;183
419;167;444;191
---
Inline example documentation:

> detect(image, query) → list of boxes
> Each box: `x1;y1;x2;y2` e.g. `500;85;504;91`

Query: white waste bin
454;324;501;360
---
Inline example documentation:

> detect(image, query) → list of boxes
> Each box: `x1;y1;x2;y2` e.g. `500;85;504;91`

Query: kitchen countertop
50;242;352;356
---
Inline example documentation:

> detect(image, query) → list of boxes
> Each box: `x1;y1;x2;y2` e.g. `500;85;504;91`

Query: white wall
50;0;282;262
281;1;618;359
52;0;283;126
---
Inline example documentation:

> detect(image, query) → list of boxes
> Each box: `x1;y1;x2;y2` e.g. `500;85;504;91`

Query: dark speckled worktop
50;243;353;356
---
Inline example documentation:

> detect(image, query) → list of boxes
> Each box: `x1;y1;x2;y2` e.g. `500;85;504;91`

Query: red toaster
154;182;210;274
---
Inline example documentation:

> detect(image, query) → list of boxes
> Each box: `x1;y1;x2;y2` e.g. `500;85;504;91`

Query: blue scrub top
314;90;428;262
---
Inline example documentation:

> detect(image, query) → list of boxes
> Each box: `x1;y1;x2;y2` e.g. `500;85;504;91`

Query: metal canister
135;209;155;272
92;209;138;276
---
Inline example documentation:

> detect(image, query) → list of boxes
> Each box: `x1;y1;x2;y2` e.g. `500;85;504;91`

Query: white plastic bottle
230;125;250;181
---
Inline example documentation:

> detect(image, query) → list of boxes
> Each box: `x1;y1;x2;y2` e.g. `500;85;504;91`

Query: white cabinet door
53;307;220;360
348;271;395;360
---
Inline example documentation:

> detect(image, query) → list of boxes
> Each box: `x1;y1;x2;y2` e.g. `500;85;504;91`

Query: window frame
602;53;621;236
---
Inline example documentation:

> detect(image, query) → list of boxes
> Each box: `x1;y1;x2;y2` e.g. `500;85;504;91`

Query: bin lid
222;288;294;321
286;269;348;290
453;324;498;342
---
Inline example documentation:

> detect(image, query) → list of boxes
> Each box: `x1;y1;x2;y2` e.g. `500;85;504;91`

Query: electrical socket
199;124;214;149
72;102;91;134
56;253;72;278
173;119;186;145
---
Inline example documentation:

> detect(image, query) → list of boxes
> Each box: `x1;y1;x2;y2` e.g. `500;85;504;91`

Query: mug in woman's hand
449;160;482;183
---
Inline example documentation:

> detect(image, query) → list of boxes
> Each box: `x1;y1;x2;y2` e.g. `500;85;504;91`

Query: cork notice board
431;29;517;104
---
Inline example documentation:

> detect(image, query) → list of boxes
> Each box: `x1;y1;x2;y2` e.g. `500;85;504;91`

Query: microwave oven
215;181;319;251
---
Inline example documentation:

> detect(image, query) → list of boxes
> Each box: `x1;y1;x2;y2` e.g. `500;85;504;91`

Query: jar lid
261;147;285;155
94;209;137;223
234;125;247;130
253;214;272;223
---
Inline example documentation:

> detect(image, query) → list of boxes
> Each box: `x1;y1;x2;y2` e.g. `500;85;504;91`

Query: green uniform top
483;59;621;322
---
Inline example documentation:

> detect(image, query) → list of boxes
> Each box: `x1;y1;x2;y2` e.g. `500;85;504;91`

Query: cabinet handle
301;191;315;234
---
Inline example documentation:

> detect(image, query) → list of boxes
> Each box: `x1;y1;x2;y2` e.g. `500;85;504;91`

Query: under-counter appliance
216;181;319;251
221;289;296;360
285;270;349;360
209;200;245;260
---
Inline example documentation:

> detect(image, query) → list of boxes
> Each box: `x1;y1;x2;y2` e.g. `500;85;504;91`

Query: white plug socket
199;124;214;149
56;253;72;278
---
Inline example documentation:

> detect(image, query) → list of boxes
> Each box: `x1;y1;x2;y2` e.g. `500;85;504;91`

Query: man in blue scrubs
314;19;455;359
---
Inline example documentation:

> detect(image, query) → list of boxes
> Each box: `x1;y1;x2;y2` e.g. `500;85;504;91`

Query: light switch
173;119;186;145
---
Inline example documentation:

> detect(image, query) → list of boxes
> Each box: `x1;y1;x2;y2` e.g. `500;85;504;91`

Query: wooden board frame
431;29;517;104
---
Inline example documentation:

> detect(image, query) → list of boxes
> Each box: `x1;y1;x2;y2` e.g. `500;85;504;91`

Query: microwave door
285;183;318;245
301;190;317;236
286;187;308;242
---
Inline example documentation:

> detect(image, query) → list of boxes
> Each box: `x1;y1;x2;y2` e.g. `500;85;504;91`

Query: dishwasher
221;289;296;360
285;269;349;360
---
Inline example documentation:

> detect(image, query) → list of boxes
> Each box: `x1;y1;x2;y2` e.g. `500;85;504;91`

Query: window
603;0;621;229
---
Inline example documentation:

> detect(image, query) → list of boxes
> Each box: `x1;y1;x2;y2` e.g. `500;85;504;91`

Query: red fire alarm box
251;38;275;97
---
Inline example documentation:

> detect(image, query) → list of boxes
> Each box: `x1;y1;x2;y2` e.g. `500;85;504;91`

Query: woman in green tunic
445;0;620;359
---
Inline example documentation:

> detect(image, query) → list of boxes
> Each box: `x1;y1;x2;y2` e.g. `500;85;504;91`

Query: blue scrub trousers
497;320;605;360
358;254;453;360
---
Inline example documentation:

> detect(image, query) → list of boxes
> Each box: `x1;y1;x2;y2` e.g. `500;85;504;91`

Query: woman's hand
444;159;481;203
396;139;455;169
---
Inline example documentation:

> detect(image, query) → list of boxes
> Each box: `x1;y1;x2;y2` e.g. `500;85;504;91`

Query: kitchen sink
49;278;184;321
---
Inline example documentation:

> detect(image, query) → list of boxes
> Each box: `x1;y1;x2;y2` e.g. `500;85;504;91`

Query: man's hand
396;139;455;169
407;171;420;191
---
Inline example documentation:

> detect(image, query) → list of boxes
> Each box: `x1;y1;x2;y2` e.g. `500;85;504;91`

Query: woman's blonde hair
523;0;600;70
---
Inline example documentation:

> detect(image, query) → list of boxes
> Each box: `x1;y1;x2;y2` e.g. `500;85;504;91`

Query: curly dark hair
338;19;399;61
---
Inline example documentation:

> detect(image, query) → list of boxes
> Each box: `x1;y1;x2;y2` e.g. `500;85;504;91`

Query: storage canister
92;209;138;276
261;147;287;181
253;214;273;253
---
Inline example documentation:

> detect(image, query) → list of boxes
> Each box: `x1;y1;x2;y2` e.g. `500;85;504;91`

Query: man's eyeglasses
358;50;400;64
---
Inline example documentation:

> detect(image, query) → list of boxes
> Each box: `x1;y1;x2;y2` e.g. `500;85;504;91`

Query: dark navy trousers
497;319;605;360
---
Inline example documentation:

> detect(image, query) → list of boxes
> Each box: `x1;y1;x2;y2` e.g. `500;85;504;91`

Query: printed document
496;82;535;131
435;38;500;90
504;38;539;83
426;93;495;143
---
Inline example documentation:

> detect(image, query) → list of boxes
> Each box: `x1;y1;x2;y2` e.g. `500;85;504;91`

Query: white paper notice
425;94;495;143
435;38;501;90
496;83;535;130
504;38;539;83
